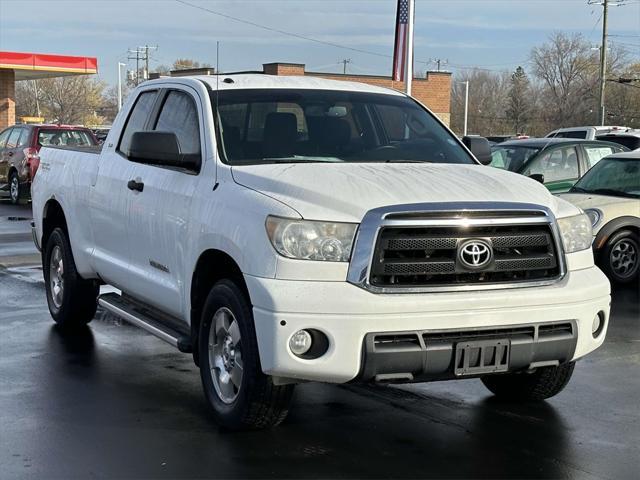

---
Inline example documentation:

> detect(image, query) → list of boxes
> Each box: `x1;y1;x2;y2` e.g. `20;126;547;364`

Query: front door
125;87;203;317
89;88;159;288
524;145;581;193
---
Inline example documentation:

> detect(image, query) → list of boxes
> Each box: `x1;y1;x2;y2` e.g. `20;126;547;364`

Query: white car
560;150;640;283
546;126;628;141
31;74;610;429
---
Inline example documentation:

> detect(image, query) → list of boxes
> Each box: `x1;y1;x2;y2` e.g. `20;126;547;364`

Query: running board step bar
98;292;192;353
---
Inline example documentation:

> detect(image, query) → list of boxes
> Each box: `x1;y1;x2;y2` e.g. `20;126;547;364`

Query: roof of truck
150;74;406;97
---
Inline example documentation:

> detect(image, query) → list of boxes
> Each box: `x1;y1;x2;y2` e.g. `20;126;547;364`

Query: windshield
38;129;96;147
572;157;640;198
489;145;541;171
211;89;474;165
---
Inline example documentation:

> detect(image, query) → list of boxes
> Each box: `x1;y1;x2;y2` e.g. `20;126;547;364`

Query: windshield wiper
570;186;589;193
383;159;427;163
590;188;638;198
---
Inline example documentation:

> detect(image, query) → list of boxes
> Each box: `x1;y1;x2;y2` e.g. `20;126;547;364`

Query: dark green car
490;138;627;193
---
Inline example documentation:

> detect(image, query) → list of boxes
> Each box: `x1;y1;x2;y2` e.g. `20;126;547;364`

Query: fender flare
593;216;640;253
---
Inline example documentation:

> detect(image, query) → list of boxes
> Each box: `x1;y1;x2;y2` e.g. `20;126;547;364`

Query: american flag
392;0;409;81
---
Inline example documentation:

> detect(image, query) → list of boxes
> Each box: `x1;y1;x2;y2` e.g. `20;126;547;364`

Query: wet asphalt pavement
0;200;639;479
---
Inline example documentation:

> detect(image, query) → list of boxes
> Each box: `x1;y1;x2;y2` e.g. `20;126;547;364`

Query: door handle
127;179;144;192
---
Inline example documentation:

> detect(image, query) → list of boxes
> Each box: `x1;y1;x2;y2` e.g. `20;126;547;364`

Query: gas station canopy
0;50;98;129
0;51;98;80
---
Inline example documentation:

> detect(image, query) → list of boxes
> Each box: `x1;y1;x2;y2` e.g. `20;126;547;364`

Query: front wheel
599;229;639;284
199;279;294;430
481;362;575;401
43;228;99;327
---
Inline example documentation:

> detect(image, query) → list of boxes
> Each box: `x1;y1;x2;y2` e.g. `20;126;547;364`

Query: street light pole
117;62;126;111
463;80;469;136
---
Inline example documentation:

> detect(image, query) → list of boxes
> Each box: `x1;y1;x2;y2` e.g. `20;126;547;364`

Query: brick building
171;62;452;126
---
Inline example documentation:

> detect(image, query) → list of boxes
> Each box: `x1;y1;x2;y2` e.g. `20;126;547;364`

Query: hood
559;193;639;211
232;163;565;223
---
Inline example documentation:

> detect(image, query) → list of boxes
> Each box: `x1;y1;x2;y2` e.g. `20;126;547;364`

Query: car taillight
24;147;40;179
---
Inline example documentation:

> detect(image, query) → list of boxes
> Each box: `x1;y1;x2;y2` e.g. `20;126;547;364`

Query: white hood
232;163;574;223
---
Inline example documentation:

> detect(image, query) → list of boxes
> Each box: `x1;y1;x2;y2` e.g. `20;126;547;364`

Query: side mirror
128;131;199;171
462;136;492;165
529;173;545;184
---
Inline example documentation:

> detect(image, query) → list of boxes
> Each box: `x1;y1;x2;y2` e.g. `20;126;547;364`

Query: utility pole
598;0;609;126
127;45;158;85
463;80;469;137
340;58;352;74
430;58;448;72
140;45;158;81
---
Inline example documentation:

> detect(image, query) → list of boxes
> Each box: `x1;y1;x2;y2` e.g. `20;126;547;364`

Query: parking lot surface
0;200;638;479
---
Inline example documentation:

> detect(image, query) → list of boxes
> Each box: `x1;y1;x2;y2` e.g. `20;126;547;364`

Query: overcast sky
1;0;639;87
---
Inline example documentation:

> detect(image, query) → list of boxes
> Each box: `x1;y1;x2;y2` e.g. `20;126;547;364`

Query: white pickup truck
32;74;610;429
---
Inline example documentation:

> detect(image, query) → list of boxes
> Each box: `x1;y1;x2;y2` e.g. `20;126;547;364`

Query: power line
174;0;390;59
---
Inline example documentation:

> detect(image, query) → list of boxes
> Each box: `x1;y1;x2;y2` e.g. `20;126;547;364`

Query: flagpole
404;0;415;96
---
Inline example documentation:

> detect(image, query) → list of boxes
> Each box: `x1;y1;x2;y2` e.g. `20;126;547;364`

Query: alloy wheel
10;175;19;202
610;238;638;279
208;307;243;404
49;245;65;308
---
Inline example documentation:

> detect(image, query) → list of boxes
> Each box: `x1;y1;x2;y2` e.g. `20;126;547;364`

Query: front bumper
246;266;610;384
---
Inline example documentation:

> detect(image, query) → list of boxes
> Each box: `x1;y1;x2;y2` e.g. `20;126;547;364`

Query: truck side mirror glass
529;173;545;184
128;131;199;171
462;136;492;165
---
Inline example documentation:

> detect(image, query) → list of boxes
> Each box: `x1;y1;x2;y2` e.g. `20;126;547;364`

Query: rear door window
0;128;12;148
118;90;158;157
583;145;617;169
6;128;21;149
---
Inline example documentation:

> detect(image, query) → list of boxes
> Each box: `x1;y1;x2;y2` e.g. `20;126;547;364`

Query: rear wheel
199;279;294;430
43;228;99;327
481;362;575;401
9;171;21;205
599;229;639;284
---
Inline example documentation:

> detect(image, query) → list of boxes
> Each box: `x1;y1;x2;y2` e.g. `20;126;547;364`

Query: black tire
599;229;639;284
481;362;575;401
9;171;21;205
43;228;99;327
199;279;294;430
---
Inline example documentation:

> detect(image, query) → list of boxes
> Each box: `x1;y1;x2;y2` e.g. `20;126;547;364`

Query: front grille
370;223;560;287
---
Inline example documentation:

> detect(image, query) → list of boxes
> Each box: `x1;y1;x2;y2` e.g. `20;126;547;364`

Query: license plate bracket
454;339;510;376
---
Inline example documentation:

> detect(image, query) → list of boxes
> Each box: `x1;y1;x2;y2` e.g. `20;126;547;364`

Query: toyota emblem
458;239;493;270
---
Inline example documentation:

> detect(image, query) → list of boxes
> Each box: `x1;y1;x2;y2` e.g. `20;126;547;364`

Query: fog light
592;312;605;338
289;330;313;356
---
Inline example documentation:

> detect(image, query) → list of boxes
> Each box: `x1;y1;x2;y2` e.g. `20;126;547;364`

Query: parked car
490;138;627;193
0;124;98;204
559;150;640;283
596;131;640;151
545;126;628;140
32;74;610;430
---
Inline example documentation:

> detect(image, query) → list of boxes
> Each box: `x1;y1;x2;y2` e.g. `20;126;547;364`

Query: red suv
0;124;98;204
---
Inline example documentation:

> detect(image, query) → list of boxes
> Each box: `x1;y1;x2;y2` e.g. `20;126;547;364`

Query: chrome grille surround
347;202;566;293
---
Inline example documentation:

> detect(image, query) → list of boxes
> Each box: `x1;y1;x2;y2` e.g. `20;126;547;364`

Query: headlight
584;208;602;228
557;214;592;253
266;216;358;262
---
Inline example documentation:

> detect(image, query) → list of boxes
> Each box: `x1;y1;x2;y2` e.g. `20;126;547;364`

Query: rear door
581;143;623;171
0;127;13;188
522;145;581;193
89;88;159;289
124;87;203;316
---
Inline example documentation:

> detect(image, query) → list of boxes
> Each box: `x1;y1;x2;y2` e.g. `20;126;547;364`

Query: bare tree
530;32;596;127
15;76;106;126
